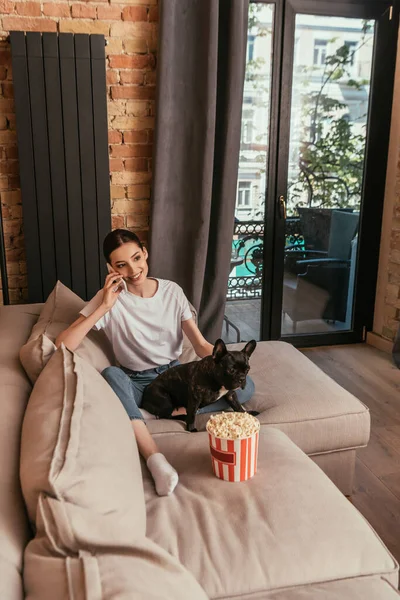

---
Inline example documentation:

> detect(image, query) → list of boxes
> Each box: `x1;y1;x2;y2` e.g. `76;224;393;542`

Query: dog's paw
170;414;186;421
247;410;260;417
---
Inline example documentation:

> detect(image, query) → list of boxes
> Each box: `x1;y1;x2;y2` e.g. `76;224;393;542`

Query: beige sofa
1;283;399;599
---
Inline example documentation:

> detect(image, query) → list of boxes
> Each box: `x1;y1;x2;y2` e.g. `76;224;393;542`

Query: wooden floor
301;343;400;565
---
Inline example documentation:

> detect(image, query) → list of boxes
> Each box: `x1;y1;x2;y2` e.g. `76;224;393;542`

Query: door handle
279;195;287;219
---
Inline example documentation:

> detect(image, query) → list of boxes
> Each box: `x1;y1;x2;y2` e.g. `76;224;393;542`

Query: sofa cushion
20;346;146;536
150;341;370;456
237;341;370;454
24;544;208;600
262;577;400;600
144;427;398;599
19;281;114;383
0;304;42;600
22;495;207;600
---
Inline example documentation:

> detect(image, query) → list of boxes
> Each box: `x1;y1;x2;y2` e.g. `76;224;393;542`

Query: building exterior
236;10;374;221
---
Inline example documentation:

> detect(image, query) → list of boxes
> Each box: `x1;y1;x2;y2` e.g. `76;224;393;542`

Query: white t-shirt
80;278;193;372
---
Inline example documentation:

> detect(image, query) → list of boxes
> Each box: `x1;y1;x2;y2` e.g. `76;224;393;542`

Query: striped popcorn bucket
207;430;259;482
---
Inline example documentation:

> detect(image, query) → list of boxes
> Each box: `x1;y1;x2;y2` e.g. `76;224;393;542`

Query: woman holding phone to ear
56;229;255;496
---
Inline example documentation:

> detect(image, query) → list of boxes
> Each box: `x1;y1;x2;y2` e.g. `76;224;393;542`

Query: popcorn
206;411;260;439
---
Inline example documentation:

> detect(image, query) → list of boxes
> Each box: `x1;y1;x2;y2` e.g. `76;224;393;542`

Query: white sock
147;453;179;496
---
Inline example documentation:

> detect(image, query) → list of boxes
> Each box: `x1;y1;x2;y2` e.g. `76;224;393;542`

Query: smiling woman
105;230;150;291
55;228;257;497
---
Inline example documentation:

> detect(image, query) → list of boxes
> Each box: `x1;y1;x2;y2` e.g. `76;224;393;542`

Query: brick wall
380;145;400;341
0;0;158;304
372;36;400;347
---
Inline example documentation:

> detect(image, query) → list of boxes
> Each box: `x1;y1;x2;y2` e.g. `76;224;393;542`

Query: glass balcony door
223;0;398;347
272;0;397;346
224;3;275;344
281;13;374;336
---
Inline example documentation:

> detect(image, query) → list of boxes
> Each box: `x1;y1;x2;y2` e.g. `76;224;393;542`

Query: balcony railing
227;218;303;300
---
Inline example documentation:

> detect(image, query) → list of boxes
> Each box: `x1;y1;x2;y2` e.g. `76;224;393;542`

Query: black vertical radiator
10;31;111;303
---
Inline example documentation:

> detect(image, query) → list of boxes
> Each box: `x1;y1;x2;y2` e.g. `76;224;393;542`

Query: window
237;182;252;207
242;109;254;143
313;39;327;66
345;41;358;67
247;35;255;62
243;122;253;144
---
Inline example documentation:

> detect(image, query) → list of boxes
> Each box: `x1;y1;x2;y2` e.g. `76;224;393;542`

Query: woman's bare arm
55;306;108;351
55;271;124;351
182;318;214;358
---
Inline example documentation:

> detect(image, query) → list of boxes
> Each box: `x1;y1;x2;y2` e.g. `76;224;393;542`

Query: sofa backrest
0;303;42;600
0;298;199;599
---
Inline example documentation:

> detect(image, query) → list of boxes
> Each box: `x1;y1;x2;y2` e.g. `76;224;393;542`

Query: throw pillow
24;495;207;600
20;345;146;535
19;281;114;383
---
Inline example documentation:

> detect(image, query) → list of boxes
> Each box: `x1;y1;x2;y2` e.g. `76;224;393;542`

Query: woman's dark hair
103;229;144;263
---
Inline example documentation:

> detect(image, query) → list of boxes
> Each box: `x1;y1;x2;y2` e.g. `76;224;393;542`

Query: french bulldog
141;339;258;432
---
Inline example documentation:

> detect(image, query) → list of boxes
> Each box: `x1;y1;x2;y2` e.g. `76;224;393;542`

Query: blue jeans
101;361;255;422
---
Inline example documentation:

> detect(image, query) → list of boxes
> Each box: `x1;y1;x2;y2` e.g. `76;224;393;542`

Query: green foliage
244;7;374;217
248;3;269;32
289;27;374;213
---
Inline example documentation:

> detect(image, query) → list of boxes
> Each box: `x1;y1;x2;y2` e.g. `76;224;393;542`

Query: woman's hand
102;271;124;310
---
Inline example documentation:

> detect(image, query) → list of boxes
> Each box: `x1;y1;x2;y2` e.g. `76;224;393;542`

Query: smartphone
107;263;128;293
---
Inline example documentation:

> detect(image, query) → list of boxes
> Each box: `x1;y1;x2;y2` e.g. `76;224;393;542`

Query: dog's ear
242;340;257;358
212;339;227;363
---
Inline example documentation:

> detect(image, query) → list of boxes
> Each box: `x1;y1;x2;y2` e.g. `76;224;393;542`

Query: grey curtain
149;0;249;341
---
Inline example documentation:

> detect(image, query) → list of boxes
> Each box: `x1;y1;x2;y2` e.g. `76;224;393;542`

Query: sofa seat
148;341;370;494
150;341;369;455
143;427;398;600
232;341;369;453
263;576;400;600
